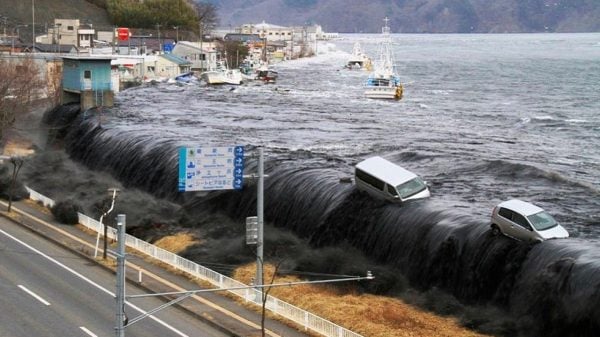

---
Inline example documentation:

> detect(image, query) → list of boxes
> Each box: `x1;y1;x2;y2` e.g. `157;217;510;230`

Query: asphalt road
0;217;231;337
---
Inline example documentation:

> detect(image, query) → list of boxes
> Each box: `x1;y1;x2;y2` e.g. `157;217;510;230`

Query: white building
37;19;95;49
237;21;293;42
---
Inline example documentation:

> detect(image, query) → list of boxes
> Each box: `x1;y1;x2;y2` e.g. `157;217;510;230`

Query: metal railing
27;187;363;337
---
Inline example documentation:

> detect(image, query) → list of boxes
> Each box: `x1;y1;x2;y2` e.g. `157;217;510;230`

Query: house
171;41;218;72
154;54;192;79
61;55;115;110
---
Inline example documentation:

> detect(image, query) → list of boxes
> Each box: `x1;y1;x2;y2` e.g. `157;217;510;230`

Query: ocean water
106;33;599;237
51;33;600;336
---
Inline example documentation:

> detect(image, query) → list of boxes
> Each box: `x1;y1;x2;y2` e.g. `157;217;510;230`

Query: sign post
117;27;130;41
178;146;244;192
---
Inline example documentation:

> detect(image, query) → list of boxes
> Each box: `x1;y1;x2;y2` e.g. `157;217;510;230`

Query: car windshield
527;211;558;231
396;177;427;199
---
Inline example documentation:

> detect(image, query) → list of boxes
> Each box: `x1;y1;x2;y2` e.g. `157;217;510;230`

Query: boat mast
375;17;395;77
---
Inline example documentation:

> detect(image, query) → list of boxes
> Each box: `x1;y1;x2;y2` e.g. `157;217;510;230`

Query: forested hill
214;0;600;33
2;0;599;36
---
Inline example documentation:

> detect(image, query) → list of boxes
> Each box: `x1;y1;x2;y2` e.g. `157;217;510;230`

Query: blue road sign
178;146;244;192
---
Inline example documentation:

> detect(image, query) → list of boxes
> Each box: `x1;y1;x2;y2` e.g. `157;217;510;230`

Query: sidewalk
1;199;311;337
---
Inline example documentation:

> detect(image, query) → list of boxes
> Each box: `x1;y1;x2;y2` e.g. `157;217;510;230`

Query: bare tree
0;57;43;142
7;156;23;213
191;1;219;35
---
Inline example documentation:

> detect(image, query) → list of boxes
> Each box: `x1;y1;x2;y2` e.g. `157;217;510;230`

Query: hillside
2;0;599;38
0;0;112;41
213;0;600;33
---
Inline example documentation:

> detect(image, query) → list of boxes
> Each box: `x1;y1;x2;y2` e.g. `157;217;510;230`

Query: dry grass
44;218;490;337
234;264;492;337
153;232;200;254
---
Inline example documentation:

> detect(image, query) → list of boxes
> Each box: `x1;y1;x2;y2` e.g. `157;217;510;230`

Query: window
387;185;398;196
356;169;384;190
498;208;513;220
68;26;74;31
511;213;531;230
396;177;427;199
84;70;91;79
527;212;558;231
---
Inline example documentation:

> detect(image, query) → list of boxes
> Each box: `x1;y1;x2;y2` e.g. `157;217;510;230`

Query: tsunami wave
45;106;600;337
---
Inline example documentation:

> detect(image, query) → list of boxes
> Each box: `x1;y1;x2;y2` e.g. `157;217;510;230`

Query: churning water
51;33;600;336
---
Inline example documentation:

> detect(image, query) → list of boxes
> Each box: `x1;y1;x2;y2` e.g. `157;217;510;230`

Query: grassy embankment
155;232;492;337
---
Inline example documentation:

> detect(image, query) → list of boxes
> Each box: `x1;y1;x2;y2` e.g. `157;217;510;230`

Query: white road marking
18;284;51;306
0;228;189;337
80;326;98;337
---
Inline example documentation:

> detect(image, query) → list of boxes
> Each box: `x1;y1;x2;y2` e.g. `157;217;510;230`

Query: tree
192;1;219;35
0;57;42;143
221;41;249;68
6;156;23;213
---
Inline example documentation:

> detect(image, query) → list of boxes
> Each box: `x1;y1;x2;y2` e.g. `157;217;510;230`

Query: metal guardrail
27;188;363;337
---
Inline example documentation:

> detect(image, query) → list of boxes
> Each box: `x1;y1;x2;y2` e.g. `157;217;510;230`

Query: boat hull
364;85;403;100
200;70;243;85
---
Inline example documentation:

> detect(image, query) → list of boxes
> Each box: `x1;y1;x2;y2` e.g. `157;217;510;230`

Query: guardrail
27;188;363;337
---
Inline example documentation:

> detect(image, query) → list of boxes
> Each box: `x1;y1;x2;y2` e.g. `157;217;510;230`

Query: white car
355;156;430;203
490;199;569;242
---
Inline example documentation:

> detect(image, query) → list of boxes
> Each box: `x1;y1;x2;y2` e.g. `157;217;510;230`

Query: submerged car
355;156;430;203
490;199;569;242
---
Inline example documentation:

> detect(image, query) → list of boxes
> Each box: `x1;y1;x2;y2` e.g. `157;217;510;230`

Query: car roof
355;156;418;186
498;199;544;216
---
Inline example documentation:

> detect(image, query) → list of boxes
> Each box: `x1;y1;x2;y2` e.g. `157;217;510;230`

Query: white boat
255;65;278;83
346;42;372;70
200;60;243;85
363;18;403;100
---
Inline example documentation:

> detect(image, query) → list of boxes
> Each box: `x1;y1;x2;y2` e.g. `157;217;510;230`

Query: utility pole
31;0;35;52
115;214;126;337
255;147;264;302
155;24;161;53
199;22;204;71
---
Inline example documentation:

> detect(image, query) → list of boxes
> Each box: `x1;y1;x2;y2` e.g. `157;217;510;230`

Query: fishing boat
200;59;243;85
363;18;403;100
346;42;372;70
255;64;278;83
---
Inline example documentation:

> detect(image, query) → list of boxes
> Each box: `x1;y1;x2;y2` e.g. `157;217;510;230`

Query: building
37;19;96;49
0;54;63;101
153;54;192;78
223;33;263;44
237;21;293;42
61;56;115;110
171;41;218;72
31;43;78;54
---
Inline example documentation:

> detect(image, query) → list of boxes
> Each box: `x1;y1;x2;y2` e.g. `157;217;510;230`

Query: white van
355;156;430;203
